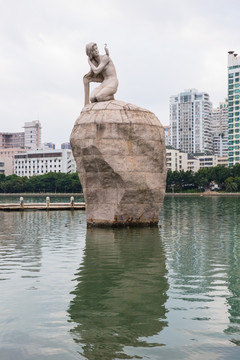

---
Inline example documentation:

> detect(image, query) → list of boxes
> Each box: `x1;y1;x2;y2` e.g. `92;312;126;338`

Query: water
0;196;240;359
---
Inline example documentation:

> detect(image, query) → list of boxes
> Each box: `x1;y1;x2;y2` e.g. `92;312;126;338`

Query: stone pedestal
70;100;166;226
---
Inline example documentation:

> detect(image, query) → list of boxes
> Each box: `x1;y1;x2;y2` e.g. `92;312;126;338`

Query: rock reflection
68;227;168;360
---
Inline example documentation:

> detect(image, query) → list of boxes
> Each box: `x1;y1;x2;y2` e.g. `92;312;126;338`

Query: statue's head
86;43;98;60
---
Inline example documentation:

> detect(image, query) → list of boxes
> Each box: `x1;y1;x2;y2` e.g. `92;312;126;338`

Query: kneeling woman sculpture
83;43;118;105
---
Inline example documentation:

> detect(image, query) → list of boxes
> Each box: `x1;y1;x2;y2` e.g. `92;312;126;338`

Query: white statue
83;43;118;105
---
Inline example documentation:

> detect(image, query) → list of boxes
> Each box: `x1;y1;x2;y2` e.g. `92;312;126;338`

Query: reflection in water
68;227;168;360
158;196;240;358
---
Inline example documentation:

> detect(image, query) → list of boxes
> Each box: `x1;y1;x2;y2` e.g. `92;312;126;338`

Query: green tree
225;177;238;192
194;168;210;190
0;172;82;193
211;166;231;189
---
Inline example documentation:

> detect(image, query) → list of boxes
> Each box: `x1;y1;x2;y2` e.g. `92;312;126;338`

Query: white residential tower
170;89;212;153
228;51;240;166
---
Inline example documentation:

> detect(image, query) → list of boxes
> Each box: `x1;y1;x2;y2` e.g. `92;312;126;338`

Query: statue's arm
88;55;110;75
83;70;103;84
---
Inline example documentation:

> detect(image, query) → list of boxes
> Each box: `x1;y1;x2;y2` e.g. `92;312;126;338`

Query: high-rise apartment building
228;51;240;166
23;120;41;149
170;89;212;153
212;101;228;157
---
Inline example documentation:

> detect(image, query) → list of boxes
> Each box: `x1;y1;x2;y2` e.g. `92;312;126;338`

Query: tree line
167;164;240;192
1;164;240;193
0;172;82;193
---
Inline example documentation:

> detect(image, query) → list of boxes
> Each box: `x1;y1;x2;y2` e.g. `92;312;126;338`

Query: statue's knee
95;93;109;102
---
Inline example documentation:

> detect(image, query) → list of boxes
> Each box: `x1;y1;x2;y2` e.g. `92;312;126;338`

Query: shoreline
165;192;240;196
0;192;240;197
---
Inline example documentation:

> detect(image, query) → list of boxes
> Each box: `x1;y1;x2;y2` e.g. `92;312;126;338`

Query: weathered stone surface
70;100;166;226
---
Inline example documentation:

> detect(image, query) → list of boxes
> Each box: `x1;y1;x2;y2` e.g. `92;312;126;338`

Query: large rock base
70;100;166;227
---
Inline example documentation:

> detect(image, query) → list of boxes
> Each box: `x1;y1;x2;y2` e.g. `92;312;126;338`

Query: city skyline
1;0;240;147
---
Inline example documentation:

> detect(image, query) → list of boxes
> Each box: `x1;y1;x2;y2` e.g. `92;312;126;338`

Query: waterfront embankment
165;192;240;196
1;192;240;198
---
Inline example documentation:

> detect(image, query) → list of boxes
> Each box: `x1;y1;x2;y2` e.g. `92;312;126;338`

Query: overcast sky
0;0;239;147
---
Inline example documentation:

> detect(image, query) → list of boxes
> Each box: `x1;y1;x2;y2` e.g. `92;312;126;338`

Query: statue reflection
68;227;168;360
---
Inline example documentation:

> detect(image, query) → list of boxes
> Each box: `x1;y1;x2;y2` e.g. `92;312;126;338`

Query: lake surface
0;196;240;360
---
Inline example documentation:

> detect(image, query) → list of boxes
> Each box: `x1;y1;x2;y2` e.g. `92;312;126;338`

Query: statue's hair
86;42;96;60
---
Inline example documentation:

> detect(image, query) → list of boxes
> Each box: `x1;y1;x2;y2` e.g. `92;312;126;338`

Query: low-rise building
14;149;76;177
0;132;25;148
187;156;200;172
0;157;13;175
216;156;228;167
67;154;77;173
61;142;71;149
166;147;188;171
0;148;28;175
166;147;228;172
0;120;42;150
43;142;55;150
193;154;228;169
197;155;217;168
